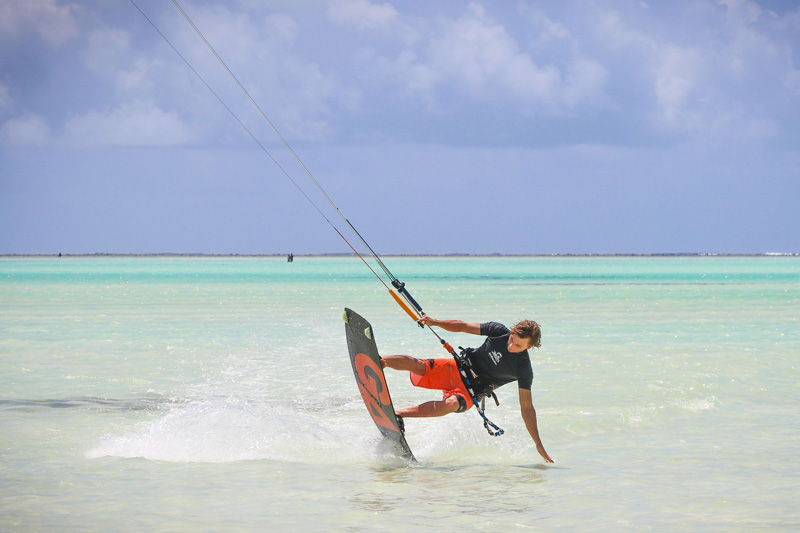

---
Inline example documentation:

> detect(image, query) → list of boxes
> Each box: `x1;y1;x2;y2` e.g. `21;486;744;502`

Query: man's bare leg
381;355;427;374
397;396;462;418
382;355;462;418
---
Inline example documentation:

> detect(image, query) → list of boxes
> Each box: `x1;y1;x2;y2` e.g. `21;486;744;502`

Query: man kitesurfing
382;315;554;464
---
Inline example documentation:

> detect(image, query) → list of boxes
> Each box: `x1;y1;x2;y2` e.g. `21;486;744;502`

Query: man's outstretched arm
519;387;554;463
419;316;481;335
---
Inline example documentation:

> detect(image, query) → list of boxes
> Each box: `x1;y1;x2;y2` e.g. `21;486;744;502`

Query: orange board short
410;358;474;411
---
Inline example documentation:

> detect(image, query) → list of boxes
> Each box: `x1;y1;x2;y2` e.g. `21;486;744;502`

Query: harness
450;345;504;437
457;347;500;408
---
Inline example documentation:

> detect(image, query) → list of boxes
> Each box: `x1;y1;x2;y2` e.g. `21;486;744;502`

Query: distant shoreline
2;253;797;258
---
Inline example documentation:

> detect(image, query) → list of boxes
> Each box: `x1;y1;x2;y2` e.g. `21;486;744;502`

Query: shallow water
1;256;798;530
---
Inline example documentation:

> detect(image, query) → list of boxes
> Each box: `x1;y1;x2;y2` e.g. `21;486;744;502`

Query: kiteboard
343;307;416;462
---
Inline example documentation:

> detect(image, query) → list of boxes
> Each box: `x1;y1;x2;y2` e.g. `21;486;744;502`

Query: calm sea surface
1;255;798;530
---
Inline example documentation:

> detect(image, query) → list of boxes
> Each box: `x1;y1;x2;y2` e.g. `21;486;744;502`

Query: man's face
507;333;532;353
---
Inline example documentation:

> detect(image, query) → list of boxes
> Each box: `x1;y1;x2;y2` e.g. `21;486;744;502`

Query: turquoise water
1;256;798;530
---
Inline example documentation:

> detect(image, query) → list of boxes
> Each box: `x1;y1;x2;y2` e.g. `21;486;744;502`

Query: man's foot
395;414;405;436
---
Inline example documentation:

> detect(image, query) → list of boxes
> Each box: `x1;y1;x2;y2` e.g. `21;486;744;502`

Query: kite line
131;0;504;436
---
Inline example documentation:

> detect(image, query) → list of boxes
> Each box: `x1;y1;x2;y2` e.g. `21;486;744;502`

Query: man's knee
444;394;467;414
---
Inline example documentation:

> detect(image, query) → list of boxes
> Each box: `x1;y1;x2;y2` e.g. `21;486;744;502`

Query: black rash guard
465;322;534;391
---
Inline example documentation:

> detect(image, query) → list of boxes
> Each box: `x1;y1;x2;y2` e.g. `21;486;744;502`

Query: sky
1;0;799;255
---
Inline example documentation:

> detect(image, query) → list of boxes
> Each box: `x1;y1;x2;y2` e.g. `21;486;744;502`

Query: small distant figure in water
58;253;62;257
287;253;294;263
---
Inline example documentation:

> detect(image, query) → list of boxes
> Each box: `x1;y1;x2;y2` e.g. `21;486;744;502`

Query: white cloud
396;3;608;114
164;4;350;141
653;45;700;125
719;0;764;24
0;0;79;45
116;57;158;96
592;6;654;52
562;58;610;109
262;13;298;43
4;0;797;151
431;4;560;102
376;49;437;103
0;81;10;110
587;1;797;140
0;114;51;146
525;8;571;48
83;28;160;96
84;28;131;76
62;100;195;147
184;5;283;66
327;0;400;30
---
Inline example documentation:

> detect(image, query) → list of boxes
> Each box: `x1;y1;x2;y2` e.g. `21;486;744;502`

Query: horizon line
2;252;798;258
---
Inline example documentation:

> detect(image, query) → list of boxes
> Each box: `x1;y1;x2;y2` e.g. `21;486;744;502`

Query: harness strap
451;345;504;437
425;327;505;437
458;349;500;404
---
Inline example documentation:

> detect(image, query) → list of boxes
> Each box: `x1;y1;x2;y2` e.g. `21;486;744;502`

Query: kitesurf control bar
391;280;425;327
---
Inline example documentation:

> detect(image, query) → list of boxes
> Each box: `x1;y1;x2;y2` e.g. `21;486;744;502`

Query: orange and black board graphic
344;307;415;461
